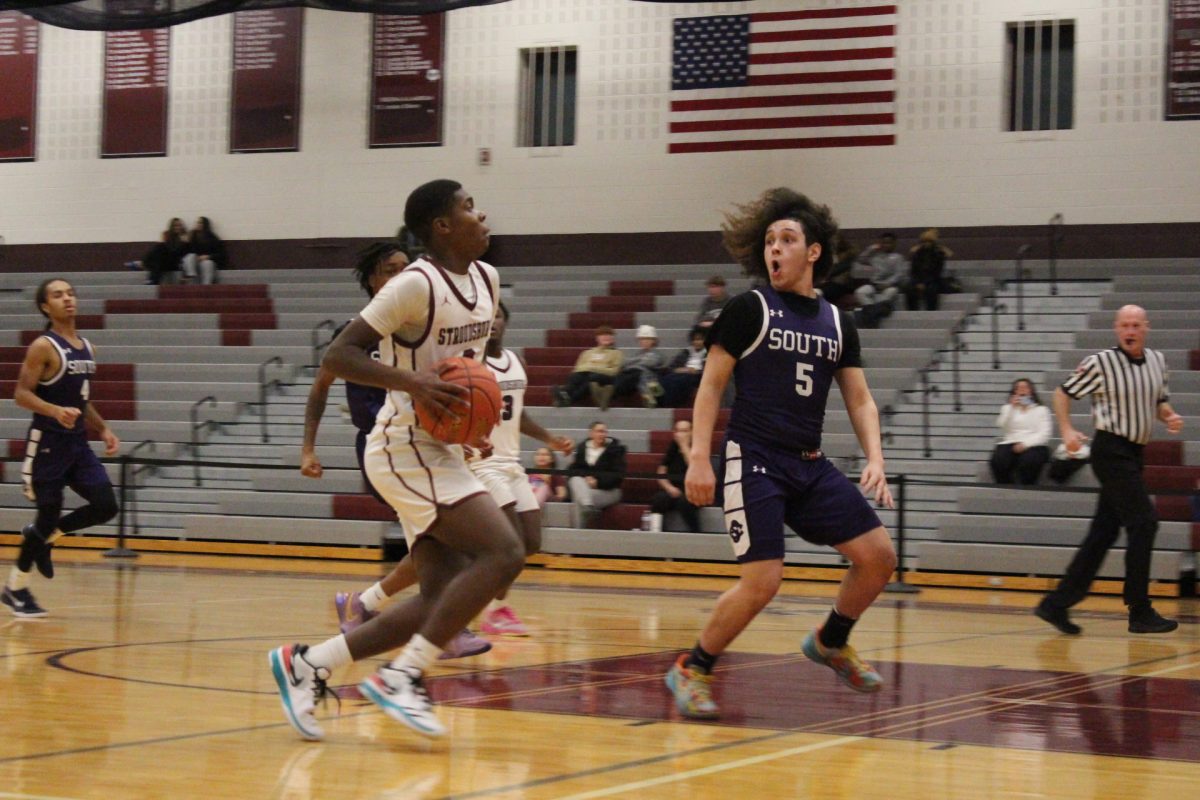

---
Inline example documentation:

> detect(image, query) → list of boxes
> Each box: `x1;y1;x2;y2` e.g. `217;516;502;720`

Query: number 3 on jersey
795;363;813;397
501;394;514;420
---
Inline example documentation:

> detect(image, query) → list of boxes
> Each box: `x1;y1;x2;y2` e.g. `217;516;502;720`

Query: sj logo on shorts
729;520;744;543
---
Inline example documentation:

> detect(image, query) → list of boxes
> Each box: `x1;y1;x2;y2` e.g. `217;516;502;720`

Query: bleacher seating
1;256;1194;596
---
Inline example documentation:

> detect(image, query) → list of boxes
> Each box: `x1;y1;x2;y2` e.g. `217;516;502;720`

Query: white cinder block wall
0;0;1196;244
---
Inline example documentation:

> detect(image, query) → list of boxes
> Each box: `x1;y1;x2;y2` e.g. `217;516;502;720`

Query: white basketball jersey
368;258;499;433
471;347;526;466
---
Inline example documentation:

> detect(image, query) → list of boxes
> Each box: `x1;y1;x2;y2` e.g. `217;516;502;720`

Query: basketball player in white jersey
269;180;525;741
467;301;574;634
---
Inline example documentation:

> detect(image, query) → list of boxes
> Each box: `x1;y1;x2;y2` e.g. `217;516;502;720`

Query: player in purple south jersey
664;188;898;719
300;240;491;660
2;279;120;618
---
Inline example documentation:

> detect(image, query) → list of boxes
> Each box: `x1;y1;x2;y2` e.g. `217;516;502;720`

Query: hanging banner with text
0;12;37;162
1166;0;1200;119
231;8;303;152
101;29;169;158
370;14;444;147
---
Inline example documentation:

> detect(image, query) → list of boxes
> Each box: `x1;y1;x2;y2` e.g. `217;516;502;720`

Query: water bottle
640;509;652;531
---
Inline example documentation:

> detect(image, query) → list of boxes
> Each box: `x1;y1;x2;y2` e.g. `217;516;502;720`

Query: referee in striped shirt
1035;305;1184;635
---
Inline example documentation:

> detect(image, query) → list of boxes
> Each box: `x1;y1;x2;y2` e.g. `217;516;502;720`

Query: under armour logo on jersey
728;519;744;543
769;309;784;318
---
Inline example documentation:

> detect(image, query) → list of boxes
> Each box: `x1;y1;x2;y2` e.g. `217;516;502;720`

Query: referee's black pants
1045;431;1157;611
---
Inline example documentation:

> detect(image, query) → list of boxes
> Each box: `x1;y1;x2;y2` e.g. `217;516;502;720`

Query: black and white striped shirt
1061;346;1169;445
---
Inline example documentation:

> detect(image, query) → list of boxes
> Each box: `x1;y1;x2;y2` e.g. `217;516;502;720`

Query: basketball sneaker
2;586;48;618
334;591;378;635
22;524;54;580
438;629;492;660
664;653;719;719
481;605;529;636
268;643;333;741
801;629;883;693
359;666;446;738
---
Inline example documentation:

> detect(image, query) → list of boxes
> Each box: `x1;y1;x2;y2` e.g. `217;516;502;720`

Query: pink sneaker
438;629;492;660
481;605;529;637
334;591;379;635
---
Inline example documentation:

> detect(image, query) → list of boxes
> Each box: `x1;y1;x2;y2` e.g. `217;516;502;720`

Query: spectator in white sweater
990;378;1053;484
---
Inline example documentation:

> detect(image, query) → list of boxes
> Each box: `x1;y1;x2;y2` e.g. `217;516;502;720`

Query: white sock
8;566;31;591
304;634;353;672
45;529;64;545
389;634;442;674
487;599;506;613
359;581;390;613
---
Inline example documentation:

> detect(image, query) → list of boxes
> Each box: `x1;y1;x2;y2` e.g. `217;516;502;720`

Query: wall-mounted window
518;46;576;147
1006;20;1074;131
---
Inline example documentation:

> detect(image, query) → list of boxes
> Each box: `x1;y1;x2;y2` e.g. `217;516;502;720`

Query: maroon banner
1166;0;1200;120
101;29;169;158
231;8;303;152
370;14;444;147
0;12;37;162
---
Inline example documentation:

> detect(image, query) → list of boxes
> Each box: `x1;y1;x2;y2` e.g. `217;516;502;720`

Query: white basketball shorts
363;426;488;547
469;459;539;514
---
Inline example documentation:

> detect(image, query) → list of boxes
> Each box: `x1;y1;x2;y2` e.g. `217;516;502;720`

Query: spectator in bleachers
612;324;667;408
142;217;190;285
660;327;708;407
694;275;730;330
649;418;701;532
816;235;859;309
528;446;567;507
181;216;227;285
853;231;906;310
989;378;1052;485
552;325;624;410
905;228;953;310
567;420;626;528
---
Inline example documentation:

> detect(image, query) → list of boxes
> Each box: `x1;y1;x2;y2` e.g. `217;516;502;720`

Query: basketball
414;356;502;445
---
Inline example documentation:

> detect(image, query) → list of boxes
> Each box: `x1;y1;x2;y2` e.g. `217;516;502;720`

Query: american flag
669;5;896;154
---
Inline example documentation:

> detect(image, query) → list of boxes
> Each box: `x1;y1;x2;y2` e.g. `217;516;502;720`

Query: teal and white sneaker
268;644;331;741
359;666;446;738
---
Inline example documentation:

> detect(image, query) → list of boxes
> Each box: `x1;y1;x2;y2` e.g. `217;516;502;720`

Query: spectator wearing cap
553;325;625;410
612;324;667;408
695;275;730;330
660;327;708;408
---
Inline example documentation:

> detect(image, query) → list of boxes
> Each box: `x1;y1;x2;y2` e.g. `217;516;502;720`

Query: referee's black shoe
1034;600;1081;635
1128;606;1178;634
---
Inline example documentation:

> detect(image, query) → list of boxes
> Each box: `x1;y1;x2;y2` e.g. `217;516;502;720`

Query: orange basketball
414;356;502;446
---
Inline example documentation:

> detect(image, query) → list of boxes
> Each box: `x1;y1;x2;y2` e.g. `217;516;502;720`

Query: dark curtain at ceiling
0;0;729;31
0;0;507;30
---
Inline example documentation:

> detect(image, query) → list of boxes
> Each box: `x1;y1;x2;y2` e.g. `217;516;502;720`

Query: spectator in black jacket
567;420;626;528
142;217;189;285
182;216;228;284
649;419;701;532
906;228;953;310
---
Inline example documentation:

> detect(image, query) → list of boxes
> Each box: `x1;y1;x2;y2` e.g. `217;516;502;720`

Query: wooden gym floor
2;547;1199;799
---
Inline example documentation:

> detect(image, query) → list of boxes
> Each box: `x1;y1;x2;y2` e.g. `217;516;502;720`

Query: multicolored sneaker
1;586;47;618
801;629;883;693
268;643;335;741
359;666;446;738
334;591;378;635
481;605;529;636
664;653;719;719
438;629;492;660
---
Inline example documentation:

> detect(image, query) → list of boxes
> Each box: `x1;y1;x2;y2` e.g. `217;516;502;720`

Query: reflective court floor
2;549;1199;799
